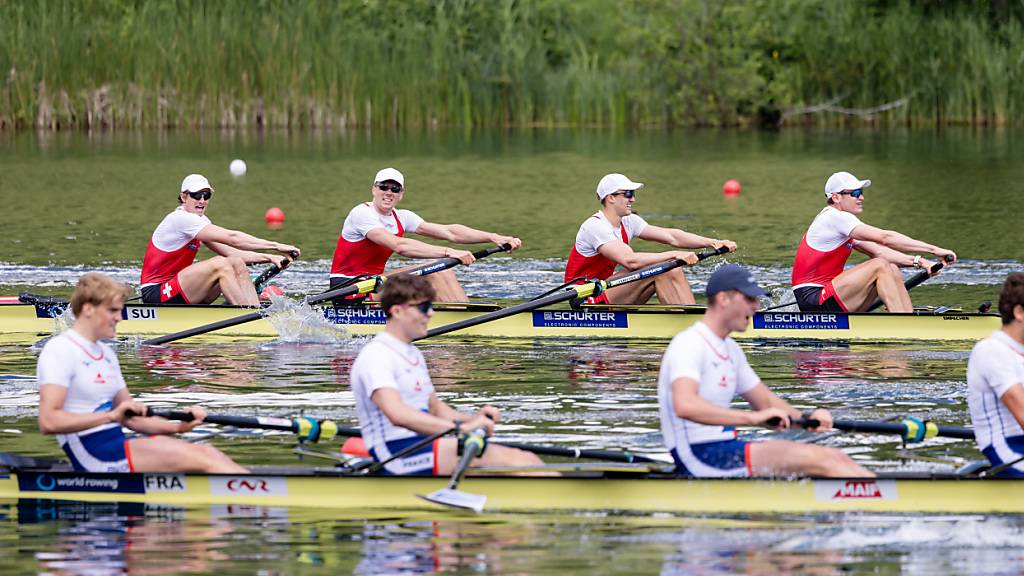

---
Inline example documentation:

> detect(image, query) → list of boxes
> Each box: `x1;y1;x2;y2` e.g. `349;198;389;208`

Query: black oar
252;250;300;294
769;415;974;443
865;259;946;312
419;428;489;512
143;244;511;345
419;246;729;340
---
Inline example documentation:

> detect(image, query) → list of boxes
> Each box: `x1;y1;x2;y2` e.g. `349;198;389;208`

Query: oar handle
448;428;487;490
252;250;300;292
127;409;357;442
768;415;975;442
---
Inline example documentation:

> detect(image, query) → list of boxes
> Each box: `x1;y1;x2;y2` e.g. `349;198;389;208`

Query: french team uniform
349;332;438;475
967;330;1024;476
564;212;648;303
329;203;424;294
791;207;863;312
140;207;211;304
658;321;760;477
36;331;133;473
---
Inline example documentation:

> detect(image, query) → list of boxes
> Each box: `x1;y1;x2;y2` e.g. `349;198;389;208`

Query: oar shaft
252;250;300;293
491;441;662;464
791;417;974;441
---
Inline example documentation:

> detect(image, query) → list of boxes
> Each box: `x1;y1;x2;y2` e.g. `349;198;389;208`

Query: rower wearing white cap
967;272;1024;476
791;171;956;313
658;264;873;478
329;167;522;302
564;173;736;305
140;174;300;306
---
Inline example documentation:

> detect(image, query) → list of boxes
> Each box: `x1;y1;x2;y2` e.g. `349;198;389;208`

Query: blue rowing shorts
982;435;1024;477
369;435;438;476
671;439;751;478
60;425;131;473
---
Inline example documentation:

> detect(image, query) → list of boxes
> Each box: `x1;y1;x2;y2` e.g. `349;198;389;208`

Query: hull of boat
1;299;1000;343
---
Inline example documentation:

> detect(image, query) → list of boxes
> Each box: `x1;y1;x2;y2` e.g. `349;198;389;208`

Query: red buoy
265;207;285;229
723;179;742;197
259;285;284;301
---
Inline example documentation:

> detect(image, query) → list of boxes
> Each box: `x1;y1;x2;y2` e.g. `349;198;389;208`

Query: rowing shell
1;296;1000;343
0;456;1018;513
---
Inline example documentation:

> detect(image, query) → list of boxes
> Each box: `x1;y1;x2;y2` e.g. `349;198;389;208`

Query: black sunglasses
185;190;213;200
610;190;636;199
837;189;864;198
410;300;433;314
376;182;404;194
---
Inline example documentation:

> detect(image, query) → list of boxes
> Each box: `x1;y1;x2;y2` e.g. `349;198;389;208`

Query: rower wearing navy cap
791;170;957;313
658;264;872;478
563;173;736;305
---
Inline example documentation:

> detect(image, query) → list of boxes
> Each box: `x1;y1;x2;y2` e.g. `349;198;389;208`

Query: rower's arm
742;384;835;432
671;378;789;427
203;240;284;266
850;224;956;263
639;225;736;253
365;227;469;262
372;388;460;436
414;222;521;251
1000;384;1024;429
37;386;164;435
598;240;697;270
195;224;301;259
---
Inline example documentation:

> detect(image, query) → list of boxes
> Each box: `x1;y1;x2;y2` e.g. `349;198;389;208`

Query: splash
261;294;354;343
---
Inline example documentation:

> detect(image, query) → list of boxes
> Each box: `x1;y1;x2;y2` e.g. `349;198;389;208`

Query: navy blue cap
706;264;768;299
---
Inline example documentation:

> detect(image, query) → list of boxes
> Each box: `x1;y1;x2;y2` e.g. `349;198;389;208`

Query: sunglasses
838;189;864;198
610;190;636;199
185;190;213;200
408;300;433;315
376;182;404;194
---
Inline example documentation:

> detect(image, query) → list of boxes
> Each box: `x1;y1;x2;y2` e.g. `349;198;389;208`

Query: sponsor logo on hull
753;312;851;330
34;303;159;322
532;310;628;329
210;477;288;497
323;307;387;325
18;472;145;494
814;479;897;501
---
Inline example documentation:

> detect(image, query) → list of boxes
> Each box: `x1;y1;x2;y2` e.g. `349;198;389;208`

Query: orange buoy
265;207;285;229
341;437;369;458
723;179;742;197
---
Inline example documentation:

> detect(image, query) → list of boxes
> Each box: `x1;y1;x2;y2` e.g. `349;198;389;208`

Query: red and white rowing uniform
658;321;760;477
36;330;132;472
791;207;863;311
565;212;648;303
349;332;438;475
330;203;424;283
967;330;1024;477
140;207;210;303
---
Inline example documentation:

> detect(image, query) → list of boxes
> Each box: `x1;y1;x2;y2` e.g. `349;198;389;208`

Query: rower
348;274;542;475
329;168;521;302
565;173;736;305
37;272;247;473
140;174;300;307
791;171;957;313
967;272;1024;476
658;264;873;478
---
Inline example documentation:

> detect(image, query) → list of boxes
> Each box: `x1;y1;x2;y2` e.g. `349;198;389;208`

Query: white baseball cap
374;167;405;187
181;174;214;193
596;173;644;200
824;171;871;198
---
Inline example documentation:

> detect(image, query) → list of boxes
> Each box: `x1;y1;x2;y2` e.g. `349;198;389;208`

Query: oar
865;258;947;312
419;427;489;513
419;246;729;340
770;415;974;443
252;250;300;294
142;244;511;345
146;410;666;464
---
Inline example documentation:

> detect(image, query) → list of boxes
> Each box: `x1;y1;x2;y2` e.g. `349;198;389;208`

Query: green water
1;128;1022;574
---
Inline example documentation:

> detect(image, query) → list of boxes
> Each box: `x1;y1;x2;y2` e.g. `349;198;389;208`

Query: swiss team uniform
967;330;1024;477
140;207;210;304
349;332;439;475
36;331;133;472
329;203;424;295
791;207;864;312
658;321;760;477
564;212;648;304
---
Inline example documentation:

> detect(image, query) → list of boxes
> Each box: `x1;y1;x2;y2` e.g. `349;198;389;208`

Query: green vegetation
2;0;1022;129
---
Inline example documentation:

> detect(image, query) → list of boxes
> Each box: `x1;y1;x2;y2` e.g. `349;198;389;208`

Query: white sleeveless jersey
968;330;1024;451
36;330;127;444
350;332;435;450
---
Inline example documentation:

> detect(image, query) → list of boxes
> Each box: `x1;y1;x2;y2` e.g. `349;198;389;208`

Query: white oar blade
418;488;487;513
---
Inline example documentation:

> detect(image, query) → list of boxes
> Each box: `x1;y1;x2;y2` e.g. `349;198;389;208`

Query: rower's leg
177;256;259;306
426;269;468;302
434;437;553;476
604;277;656;305
832;258;912;312
748;440;873;478
653;268;696;305
127;436;249;474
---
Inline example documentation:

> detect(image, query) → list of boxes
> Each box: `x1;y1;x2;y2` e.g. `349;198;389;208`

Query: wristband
912;255;921;268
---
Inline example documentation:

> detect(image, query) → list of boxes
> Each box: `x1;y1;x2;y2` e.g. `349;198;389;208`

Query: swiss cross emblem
162;283;173;299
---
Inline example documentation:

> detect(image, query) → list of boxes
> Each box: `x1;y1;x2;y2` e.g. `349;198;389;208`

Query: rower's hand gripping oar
767;415;974;443
252;250;300;294
142;243;511;345
420;246;730;340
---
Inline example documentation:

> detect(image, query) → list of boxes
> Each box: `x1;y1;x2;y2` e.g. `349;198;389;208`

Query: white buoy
229;159;247;177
